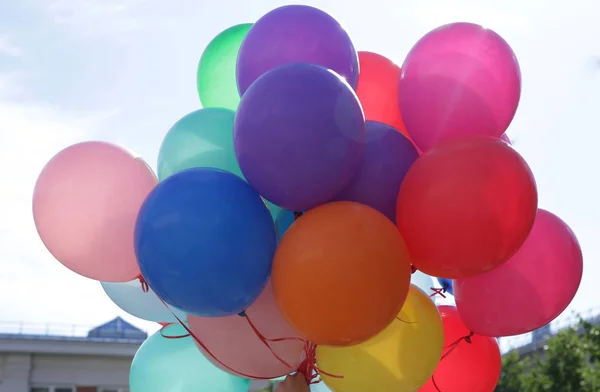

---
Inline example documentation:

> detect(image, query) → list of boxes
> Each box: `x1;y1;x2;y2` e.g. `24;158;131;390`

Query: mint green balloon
197;23;252;111
130;324;250;392
157;108;282;219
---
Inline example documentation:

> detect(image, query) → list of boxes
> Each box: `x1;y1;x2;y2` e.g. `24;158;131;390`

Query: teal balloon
130;323;250;392
157;108;238;180
157;107;282;219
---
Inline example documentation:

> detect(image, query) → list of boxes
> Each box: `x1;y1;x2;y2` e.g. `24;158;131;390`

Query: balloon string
239;311;299;370
159;324;191;339
297;342;343;385
138;276;149;293
157;300;280;380
431;331;474;392
239;311;343;384
430;287;447;299
396;316;416;324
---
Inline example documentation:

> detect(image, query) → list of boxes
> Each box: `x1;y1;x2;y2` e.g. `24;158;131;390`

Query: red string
240;312;343;385
138;276;149;293
431;332;474;392
156;300;342;383
429;288;447;299
158;302;278;380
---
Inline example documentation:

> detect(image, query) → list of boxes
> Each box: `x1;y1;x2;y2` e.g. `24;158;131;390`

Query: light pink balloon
188;281;305;379
454;209;583;337
33;141;158;282
399;22;521;152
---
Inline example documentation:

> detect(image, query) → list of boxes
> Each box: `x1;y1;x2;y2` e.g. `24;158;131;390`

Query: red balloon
455;209;583;336
419;306;501;392
396;136;538;278
355;51;409;137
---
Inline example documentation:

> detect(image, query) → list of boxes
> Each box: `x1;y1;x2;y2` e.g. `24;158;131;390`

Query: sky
0;0;599;363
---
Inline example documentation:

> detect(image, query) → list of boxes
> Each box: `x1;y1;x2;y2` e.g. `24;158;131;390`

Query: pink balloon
454;209;583;337
399;23;521;152
188;281;305;379
33;142;158;282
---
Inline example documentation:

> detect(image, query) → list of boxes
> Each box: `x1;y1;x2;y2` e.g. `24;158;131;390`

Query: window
31;387;74;392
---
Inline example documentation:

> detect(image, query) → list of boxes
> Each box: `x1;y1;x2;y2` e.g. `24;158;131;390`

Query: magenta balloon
399;23;521;152
236;5;359;95
33;142;158;282
454;209;583;337
188;281;305;379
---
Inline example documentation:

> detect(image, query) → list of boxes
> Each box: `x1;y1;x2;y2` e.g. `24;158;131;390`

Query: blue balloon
437;278;454;296
130;323;250;392
135;168;277;317
101;280;187;323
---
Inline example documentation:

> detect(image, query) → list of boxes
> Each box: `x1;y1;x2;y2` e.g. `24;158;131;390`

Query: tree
497;319;600;392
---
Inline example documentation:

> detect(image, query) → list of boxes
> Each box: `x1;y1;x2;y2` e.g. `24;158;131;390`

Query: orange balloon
272;201;412;346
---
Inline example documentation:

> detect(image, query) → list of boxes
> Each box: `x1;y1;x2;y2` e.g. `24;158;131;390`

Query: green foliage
497;319;600;392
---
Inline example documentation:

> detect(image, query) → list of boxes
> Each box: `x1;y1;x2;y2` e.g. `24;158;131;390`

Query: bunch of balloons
32;4;583;392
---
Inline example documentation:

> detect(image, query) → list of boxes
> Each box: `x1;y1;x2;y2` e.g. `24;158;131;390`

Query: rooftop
0;316;148;344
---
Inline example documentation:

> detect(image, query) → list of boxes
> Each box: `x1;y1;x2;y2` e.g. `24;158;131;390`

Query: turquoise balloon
130;323;250;392
157;107;282;219
157;108;238;180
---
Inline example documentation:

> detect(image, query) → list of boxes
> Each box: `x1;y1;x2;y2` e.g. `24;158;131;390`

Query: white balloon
101;279;187;323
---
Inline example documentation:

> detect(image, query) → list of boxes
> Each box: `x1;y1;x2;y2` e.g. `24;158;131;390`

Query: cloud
0;71;156;332
44;0;152;35
0;35;22;57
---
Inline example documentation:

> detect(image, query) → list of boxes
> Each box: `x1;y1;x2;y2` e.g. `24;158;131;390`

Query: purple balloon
334;121;419;223
234;62;365;212
236;5;359;95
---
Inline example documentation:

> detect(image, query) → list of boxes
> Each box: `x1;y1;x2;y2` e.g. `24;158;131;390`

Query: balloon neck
410;265;417;274
237;311;247;317
138;276;149;293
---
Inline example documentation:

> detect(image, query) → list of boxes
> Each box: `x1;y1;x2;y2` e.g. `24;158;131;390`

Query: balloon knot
297;342;343;385
138;276;149;293
464;331;474;344
430;288;447;298
238;311;247;317
410;265;417;274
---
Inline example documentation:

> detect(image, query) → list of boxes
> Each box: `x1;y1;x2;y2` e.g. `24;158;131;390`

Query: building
0;317;144;392
0;317;284;392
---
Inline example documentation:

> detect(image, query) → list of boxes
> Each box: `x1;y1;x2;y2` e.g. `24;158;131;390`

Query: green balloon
157;107;282;219
130;324;250;392
197;23;252;111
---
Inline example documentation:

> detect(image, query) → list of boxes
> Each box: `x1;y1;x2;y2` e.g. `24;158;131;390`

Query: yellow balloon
316;285;443;392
